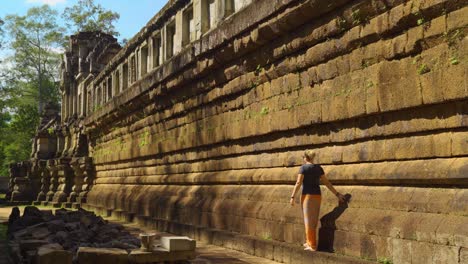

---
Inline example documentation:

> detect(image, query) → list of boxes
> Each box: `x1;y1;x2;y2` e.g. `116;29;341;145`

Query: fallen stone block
36;244;72;264
160;236;196;252
19;239;49;254
77;247;129;264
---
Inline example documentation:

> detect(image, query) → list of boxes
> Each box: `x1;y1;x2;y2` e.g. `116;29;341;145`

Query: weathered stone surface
77;247;129;264
36;244;72;264
8;206;140;262
8;0;468;263
160;236;196;252
129;248;196;263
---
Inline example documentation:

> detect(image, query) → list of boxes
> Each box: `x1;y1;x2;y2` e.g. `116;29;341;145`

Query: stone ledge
129;248;196;263
82;203;375;264
93;157;468;187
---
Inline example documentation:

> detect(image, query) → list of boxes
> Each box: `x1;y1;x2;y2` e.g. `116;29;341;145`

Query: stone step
85;203;375;264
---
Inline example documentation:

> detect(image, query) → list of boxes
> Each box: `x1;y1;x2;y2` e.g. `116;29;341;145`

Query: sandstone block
160;236;196;252
419;69;445;104
36;245;72;264
447;6;468;31
378;60;423;112
442;63;467;101
432;244;460;264
391;239;412;264
410;241;434;264
461;247;468;264
77;247;129;264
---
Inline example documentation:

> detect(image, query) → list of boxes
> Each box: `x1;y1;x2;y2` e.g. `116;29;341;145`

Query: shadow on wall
318;193;352;252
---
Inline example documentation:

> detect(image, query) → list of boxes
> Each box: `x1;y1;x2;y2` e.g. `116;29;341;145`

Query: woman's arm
320;174;345;203
290;174;304;206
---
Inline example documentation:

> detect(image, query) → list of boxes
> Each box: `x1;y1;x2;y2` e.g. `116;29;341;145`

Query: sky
0;0;167;43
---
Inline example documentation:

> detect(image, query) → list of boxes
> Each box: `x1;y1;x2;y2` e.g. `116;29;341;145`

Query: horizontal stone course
88;0;464;143
77;0;468;263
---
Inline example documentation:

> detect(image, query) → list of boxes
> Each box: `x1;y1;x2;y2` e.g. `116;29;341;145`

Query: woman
290;150;345;251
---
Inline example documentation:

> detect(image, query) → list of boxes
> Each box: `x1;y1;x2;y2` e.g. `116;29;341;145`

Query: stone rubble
7;206;140;264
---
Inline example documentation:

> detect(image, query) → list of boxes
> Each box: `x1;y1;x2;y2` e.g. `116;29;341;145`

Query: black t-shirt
299;163;324;195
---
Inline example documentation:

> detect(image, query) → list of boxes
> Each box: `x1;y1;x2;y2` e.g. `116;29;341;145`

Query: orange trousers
301;194;321;250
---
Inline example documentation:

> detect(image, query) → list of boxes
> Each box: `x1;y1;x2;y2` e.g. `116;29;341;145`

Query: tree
4;5;64;114
0;5;63;175
0;18;4;49
62;0;120;37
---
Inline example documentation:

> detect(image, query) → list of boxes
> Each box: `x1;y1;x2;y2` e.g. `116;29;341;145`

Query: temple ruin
7;0;468;263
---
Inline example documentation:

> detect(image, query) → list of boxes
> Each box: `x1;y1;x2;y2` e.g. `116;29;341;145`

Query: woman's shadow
317;193;352;252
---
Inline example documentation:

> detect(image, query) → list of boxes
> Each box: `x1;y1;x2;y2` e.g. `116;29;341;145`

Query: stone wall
15;0;468;263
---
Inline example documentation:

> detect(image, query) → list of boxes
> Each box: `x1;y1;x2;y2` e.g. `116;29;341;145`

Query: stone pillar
35;160;50;204
56;129;65;158
5;163;20;201
68;157;94;208
174;11;183;55
45;159;59;205
28;159;43;200
51;158;74;207
10;161;32;202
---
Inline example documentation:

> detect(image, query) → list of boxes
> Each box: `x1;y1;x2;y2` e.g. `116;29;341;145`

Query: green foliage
449;56;459;65
0;104;39;176
0;5;64;176
417;63;430;75
260;106;269;115
4;5;63;112
417;18;425;26
254;64;265;75
444;29;465;47
262;233;272;240
351;9;365;26
337;17;347;32
378;257;393;264
139;130;150;147
0;3;121;175
62;0;120;37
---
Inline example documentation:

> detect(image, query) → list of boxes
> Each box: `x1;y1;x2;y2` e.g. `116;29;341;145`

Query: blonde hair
303;150;316;162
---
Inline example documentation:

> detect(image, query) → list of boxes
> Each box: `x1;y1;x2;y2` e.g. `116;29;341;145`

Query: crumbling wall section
83;0;467;262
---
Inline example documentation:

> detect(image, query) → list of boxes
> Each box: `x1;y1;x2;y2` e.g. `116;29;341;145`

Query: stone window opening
136;50;140;81
123;63;129;89
78;93;82;116
96;86;101;108
114;69;120;95
101;83;106;104
225;0;235;17
152;35;161;68
130;56;136;84
107;77;112;101
202;0;216;33
166;21;176;60
141;45;149;76
87;90;92;115
182;5;194;46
